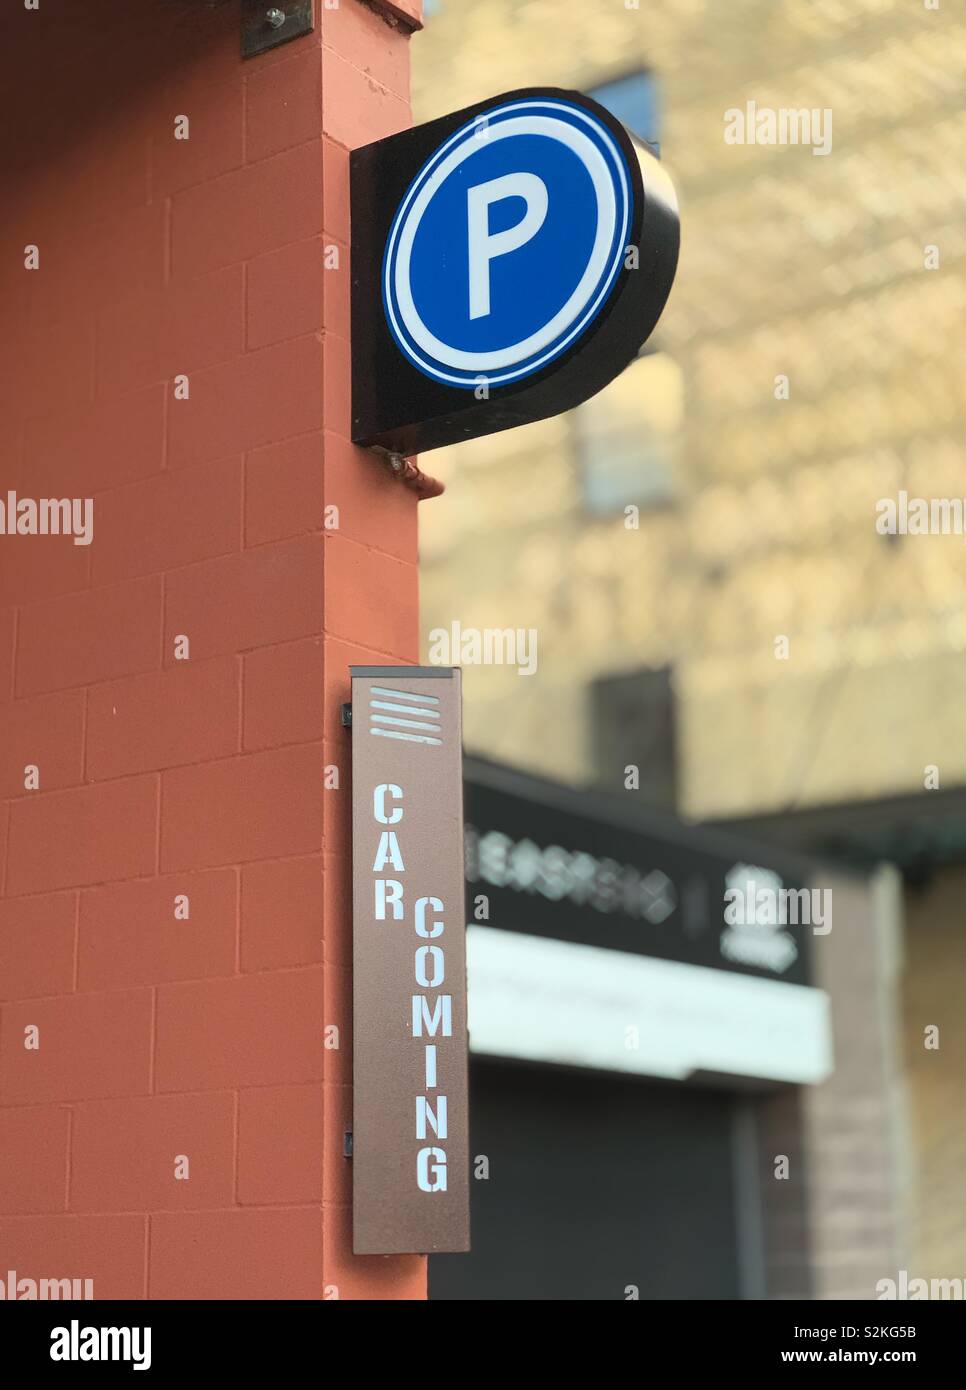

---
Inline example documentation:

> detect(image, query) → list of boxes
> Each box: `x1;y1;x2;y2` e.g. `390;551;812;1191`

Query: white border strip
466;926;833;1086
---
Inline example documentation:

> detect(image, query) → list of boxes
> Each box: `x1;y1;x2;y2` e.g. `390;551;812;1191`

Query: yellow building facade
412;0;966;1293
413;0;966;818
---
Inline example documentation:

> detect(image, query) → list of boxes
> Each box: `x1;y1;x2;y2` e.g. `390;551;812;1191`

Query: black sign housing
350;87;680;455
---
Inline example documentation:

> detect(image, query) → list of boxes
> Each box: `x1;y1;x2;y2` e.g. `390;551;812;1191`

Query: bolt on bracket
241;1;314;59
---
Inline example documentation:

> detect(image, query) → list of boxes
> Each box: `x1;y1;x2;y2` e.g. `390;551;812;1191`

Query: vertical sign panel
351;665;470;1254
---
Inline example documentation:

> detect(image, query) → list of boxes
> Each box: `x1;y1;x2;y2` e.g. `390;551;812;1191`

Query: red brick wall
0;0;424;1300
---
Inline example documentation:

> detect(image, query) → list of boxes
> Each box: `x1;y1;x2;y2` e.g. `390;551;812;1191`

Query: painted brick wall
0;0;424;1300
757;868;906;1300
903;868;966;1282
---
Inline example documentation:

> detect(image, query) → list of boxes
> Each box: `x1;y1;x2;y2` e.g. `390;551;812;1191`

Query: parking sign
352;87;679;454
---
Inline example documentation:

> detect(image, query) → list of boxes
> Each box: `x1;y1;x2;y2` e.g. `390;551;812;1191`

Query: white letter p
467;172;548;320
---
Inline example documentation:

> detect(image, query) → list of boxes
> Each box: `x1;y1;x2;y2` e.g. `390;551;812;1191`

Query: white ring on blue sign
382;98;632;389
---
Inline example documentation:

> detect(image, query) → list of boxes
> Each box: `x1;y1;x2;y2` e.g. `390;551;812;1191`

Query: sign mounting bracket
241;1;314;59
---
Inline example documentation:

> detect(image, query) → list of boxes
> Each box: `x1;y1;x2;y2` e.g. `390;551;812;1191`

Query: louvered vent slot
368;685;442;746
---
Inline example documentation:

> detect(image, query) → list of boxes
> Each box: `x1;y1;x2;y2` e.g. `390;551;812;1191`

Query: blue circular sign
382;97;632;390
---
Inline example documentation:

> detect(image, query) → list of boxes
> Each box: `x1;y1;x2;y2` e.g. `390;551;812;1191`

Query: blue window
574;351;682;514
588;70;660;152
576;69;671;512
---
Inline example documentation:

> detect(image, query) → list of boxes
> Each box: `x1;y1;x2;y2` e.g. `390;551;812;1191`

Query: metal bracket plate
241;1;314;59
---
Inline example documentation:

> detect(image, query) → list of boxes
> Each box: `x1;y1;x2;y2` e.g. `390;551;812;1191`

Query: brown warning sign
350;665;470;1255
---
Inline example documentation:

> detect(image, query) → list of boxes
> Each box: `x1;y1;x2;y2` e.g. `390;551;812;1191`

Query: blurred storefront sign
463;757;833;1087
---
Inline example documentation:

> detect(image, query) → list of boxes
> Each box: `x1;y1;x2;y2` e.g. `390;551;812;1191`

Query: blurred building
431;758;901;1301
412;0;966;1294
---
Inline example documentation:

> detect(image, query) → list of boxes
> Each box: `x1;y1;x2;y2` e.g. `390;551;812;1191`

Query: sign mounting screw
266;7;286;28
